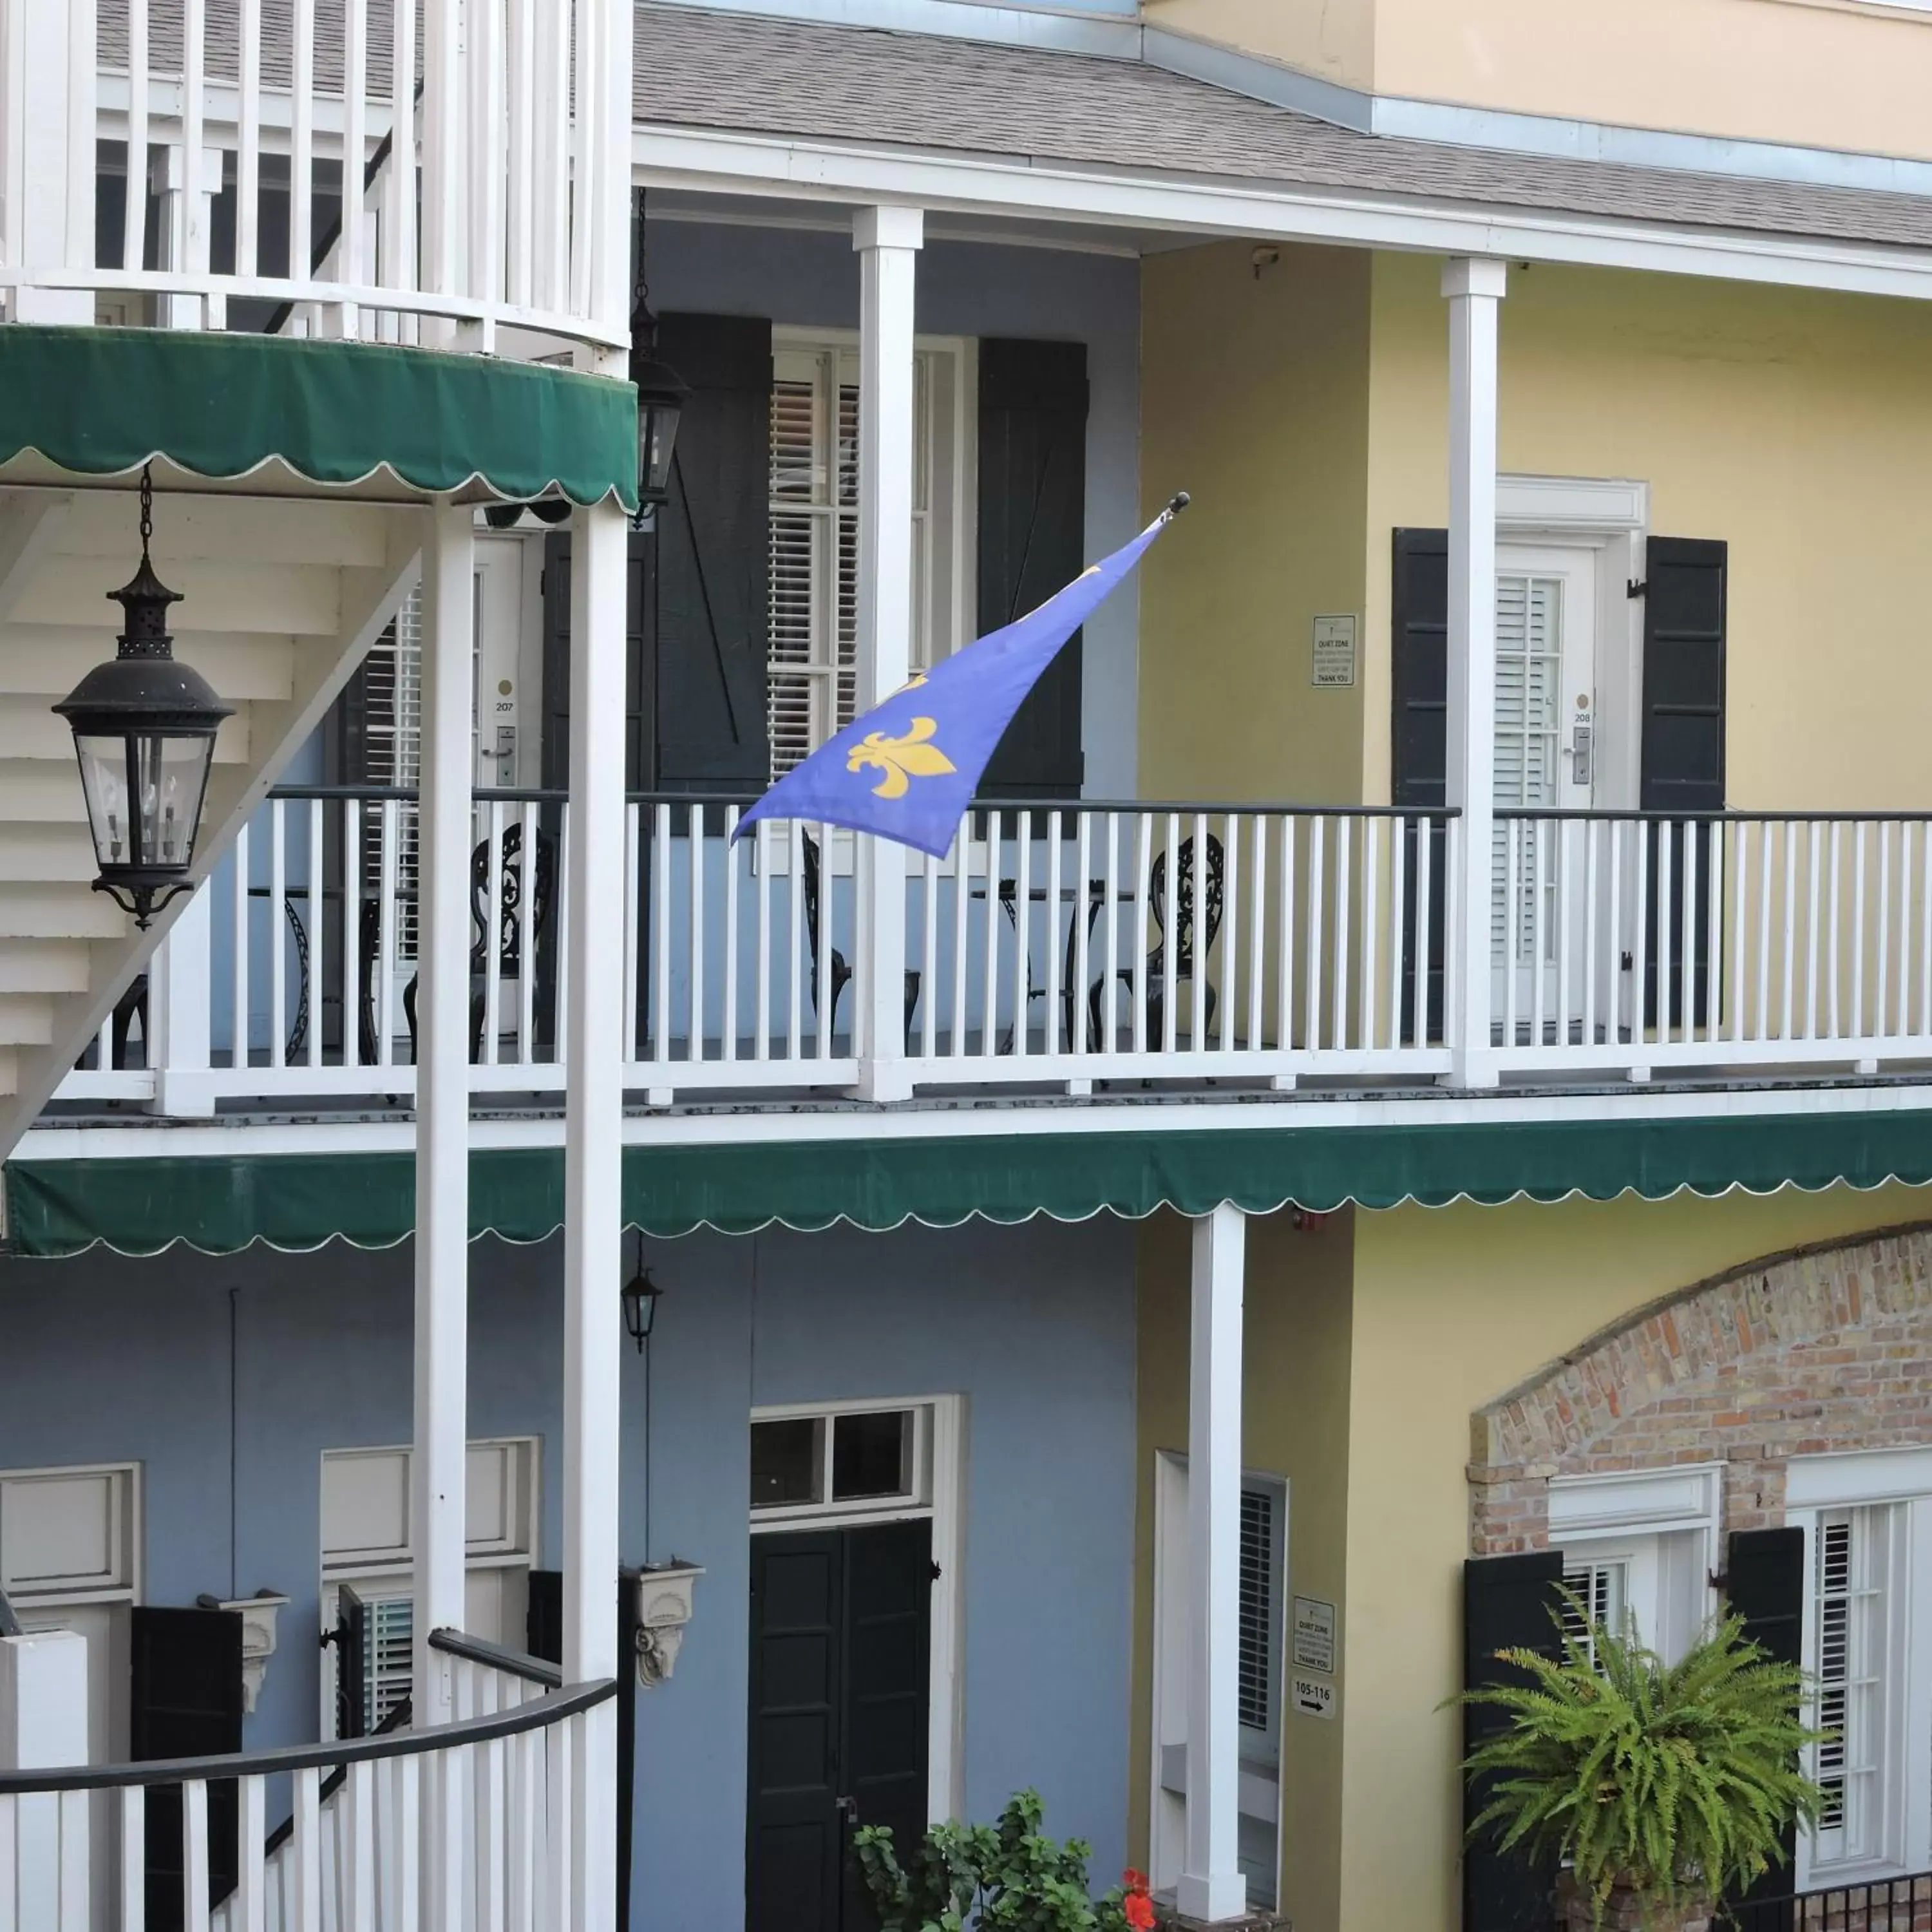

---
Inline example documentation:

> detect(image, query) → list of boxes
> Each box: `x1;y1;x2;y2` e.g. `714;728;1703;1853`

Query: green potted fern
1458;1596;1823;1932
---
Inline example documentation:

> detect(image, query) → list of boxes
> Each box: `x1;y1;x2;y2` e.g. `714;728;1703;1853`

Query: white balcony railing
0;0;630;352
52;794;1932;1119
0;1634;614;1932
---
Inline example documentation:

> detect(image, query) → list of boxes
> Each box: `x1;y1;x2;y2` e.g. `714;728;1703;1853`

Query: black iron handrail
1497;808;1932;824
0;1676;616;1795
1718;1867;1932;1931
428;1625;562;1690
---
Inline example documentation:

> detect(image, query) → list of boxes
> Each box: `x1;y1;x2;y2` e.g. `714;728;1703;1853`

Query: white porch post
1179;1202;1247;1924
0;1629;90;1929
1442;258;1506;1090
412;500;472;1739
2;0;96;324
562;498;627;1932
146;886;213;1117
852;204;922;1103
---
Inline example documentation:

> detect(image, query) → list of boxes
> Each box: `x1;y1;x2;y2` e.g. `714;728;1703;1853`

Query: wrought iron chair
397;822;557;1063
1088;832;1224;1050
801;831;921;1048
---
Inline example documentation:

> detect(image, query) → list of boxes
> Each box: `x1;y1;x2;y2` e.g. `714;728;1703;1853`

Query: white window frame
766;326;978;784
1547;1463;1722;1665
748;1393;967;1828
1149;1452;1291;1909
318;1437;542;1739
1786;1448;1932;1887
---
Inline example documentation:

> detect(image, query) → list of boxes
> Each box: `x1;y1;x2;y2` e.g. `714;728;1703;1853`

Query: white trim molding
1548;1463;1723;1540
1788;1444;1932;1510
748;1392;967;1826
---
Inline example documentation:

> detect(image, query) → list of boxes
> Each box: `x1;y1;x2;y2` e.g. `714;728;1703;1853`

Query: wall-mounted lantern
630;188;689;519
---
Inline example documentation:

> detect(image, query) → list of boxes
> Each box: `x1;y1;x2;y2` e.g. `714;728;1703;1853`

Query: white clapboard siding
5;495;419;1145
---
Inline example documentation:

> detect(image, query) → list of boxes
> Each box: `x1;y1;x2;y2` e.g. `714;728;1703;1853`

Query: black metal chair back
1147;833;1224;975
472;822;556;978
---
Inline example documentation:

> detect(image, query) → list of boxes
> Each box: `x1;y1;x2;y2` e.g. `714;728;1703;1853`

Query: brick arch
1467;1222;1932;1555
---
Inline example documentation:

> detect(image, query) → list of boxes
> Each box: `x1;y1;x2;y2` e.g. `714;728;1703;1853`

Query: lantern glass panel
138;732;213;870
73;735;133;868
639;399;681;504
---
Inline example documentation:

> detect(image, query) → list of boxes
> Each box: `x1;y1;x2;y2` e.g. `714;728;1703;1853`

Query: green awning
0;327;638;510
9;1110;1932;1256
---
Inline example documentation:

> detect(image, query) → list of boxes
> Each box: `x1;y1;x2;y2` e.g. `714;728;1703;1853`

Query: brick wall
1466;1222;1932;1555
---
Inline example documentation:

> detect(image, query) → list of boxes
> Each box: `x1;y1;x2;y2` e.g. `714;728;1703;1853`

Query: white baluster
234;1775;265;1932
269;799;287;1067
1277;815;1298;1056
688;804;707;1062
518;802;540;1066
291;0;315;314
232;819;252;1077
378;799;400;1068
754;819;773;1065
1190;811;1209;1052
1130;814;1151;1057
124;0;148;274
183;1780;211;1929
816;822;837;1063
1502;819;1520;1052
343;800;364;1070
307;799;325;1068
1044;811;1063;1057
1355;815;1374;1054
980;825;1000;1062
724;806;743;1063
1408;815;1426;1054
1012;812;1032;1059
1581;817;1599;1053
1250;816;1271;1058
1304;818;1325;1057
1219;813;1240;1053
920;845;939;1060
622;802;641;1068
654;804;673;1068
0;1792;13;1932
786;821;804;1062
291;1766;321;1932
484;802;505;1066
120;1785;146;1932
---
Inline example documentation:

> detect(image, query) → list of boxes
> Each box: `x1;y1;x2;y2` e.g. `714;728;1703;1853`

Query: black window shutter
653;312;772;794
1640;538;1727;1030
525;1568;564;1665
1463;1551;1564;1932
976;339;1088;800
539;531;656;793
1394;529;1450;1043
131;1605;244;1931
331;1583;370;1741
1725;1527;1804;1924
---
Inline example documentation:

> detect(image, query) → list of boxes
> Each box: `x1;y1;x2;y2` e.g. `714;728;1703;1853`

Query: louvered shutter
976;339;1088;800
1725;1528;1803;1925
1640;538;1727;1030
1237;1486;1277;1736
654;312;772;792
332;1583;370;1739
1394;530;1450;1042
131;1605;244;1929
1462;1551;1564;1932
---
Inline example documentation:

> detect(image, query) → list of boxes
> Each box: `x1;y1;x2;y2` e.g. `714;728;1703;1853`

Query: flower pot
1555;1870;1712;1932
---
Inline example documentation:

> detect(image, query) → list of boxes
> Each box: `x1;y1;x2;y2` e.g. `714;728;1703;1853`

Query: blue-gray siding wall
648;220;1144;799
0;1214;1137;1923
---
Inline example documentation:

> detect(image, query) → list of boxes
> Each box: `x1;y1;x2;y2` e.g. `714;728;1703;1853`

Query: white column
0;1629;90;1930
412;500;473;1746
562;497;627;1932
146;884;214;1117
851;205;922;1104
3;0;96;323
1442;258;1506;1090
1179;1202;1246;1924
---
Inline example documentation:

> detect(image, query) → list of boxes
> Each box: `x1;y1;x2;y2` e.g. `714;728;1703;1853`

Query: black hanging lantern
53;469;232;929
621;1233;663;1354
630;187;689;516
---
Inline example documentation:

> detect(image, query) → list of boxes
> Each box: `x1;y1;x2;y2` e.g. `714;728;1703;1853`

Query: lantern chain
138;464;153;556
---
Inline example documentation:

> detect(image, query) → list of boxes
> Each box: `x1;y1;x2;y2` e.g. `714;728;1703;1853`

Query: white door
1493;546;1597;1032
472;540;527;790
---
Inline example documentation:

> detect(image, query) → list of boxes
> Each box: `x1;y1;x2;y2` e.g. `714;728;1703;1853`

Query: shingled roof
633;3;1932;253
93;0;1932;253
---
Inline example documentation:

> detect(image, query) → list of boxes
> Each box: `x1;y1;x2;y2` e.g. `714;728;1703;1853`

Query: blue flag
734;496;1186;859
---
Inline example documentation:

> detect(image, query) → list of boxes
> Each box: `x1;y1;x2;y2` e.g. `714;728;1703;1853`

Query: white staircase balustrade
0;0;631;355
0;1642;612;1932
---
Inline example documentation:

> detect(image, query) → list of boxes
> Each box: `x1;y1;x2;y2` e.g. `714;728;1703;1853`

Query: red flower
1124;1895;1157;1931
1121;1870;1150;1895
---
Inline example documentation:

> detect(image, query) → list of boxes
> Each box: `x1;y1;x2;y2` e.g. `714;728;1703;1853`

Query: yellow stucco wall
1138;242;1373;808
1142;247;1932;817
1142;0;1932;166
1338;1181;1932;1931
1362;252;1932;811
1130;1206;1355;1932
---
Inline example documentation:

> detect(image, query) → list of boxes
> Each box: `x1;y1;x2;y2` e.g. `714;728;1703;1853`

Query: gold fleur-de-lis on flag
847;716;958;799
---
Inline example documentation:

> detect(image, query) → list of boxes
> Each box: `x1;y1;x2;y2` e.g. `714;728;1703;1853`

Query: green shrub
853;1788;1153;1932
1457;1593;1823;1926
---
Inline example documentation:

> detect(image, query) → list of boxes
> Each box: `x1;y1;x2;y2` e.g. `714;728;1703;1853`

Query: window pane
751;1418;823;1509
831;1410;911;1501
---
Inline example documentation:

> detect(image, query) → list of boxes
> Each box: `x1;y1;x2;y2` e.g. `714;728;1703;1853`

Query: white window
319;1438;540;1739
1547;1464;1720;1667
1787;1451;1932;1885
766;331;974;780
748;1403;932;1522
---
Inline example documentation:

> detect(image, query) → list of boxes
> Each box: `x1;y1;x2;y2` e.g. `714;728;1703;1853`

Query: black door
746;1521;933;1932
